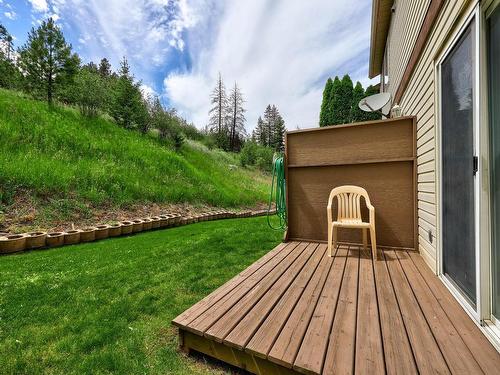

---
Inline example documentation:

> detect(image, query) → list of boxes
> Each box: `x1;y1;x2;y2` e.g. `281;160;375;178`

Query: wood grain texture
287;162;414;247
286;117;414;167
173;241;500;375
285;117;416;249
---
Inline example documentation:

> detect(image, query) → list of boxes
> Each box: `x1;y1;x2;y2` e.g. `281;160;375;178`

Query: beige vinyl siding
385;0;472;272
385;0;431;97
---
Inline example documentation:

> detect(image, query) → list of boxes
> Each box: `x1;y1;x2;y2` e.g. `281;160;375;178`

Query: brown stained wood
384;249;450;374
286;117;414;167
181;329;301;375
249;244;339;362
173;241;292;327
288;162;414;247
408;251;500;373
396;250;485;374
186;242;304;335
354;246;384;374
270;245;348;371
173;242;500;375
321;247;359;375
374;248;417;375
224;243;325;350
204;242;315;341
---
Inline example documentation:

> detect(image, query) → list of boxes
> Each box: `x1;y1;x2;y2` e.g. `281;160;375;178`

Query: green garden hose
267;155;287;230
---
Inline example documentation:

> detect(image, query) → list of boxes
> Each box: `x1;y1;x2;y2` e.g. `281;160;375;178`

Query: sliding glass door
488;5;500;322
441;19;477;305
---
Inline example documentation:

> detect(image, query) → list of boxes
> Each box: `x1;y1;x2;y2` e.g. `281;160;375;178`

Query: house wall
383;0;431;96
382;0;472;272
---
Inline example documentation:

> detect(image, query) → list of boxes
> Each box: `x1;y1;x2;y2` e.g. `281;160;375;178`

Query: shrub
240;141;274;171
70;69;109;117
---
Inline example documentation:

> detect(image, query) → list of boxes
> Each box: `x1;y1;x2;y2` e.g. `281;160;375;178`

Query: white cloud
140;83;157;99
28;0;49;13
165;0;377;131
40;0;199;74
3;11;15;20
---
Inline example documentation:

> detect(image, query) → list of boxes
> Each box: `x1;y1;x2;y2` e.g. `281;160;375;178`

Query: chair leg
370;227;377;260
328;223;333;257
330;227;337;257
362;228;367;250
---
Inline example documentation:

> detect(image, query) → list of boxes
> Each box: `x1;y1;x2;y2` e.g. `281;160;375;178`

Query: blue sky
0;0;377;130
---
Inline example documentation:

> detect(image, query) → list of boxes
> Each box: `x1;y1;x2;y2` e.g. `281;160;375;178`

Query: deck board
173;241;500;374
354;246;384;374
374;248;417;375
291;245;348;373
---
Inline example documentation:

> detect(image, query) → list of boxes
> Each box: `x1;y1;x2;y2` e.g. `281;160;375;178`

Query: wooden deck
172;241;500;374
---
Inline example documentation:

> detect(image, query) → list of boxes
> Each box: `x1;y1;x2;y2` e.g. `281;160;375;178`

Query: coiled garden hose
267;155;287;230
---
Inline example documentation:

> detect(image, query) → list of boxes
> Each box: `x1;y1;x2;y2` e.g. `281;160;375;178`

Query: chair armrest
368;204;375;224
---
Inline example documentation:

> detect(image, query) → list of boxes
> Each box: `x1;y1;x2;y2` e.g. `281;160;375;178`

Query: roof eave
368;0;393;79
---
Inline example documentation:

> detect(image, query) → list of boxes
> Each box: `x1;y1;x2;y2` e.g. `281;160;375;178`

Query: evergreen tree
328;76;342;125
0;24;21;89
18;18;80;104
82;61;98;73
263;105;274;147
110;57;145;130
98;57;112;78
272;114;286;152
208;73;229;149
0;24;14;61
319;77;333;126
228;82;246;152
336;74;353;124
252;116;266;145
350;81;365;122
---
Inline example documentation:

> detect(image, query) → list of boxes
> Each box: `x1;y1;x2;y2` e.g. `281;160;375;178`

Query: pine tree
263;105;274;147
110;57;145;130
252;116;266;145
228;82;246;152
0;24;20;89
98;58;112;78
272;114;286;152
319;77;333;126
208;73;229;149
328;76;341;125
18;18;80;104
0;24;14;61
350;81;365;123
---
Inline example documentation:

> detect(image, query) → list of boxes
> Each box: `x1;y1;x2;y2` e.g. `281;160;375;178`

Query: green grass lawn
0;217;283;374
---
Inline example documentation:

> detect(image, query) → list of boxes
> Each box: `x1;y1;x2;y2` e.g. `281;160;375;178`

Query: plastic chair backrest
328;185;371;222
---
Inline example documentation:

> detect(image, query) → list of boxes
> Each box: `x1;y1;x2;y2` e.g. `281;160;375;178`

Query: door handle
473;155;478;176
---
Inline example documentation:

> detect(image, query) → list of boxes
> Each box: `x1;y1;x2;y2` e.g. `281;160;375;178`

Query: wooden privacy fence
285;116;417;249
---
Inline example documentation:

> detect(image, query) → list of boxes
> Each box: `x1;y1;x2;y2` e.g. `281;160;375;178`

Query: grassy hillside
0;89;270;229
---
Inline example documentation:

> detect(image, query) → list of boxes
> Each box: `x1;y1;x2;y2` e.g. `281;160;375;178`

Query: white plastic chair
327;185;377;259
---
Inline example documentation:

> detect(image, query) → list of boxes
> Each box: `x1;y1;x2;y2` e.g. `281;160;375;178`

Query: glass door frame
435;2;482;322
483;0;500;348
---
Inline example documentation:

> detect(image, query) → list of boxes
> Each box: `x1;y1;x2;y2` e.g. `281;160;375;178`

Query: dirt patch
0;191;269;234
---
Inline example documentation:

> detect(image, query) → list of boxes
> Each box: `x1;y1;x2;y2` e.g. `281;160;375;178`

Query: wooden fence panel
285;117;417;249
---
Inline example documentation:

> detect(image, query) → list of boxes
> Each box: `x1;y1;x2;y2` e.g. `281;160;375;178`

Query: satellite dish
358;92;391;117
